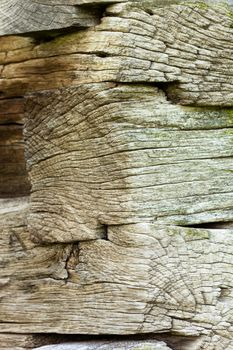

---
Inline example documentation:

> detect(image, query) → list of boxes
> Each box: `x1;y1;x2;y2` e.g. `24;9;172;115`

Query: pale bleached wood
0;0;101;36
0;1;233;348
34;341;172;350
0;197;73;285
24;83;233;243
1;205;233;349
0;2;233;105
0;0;232;38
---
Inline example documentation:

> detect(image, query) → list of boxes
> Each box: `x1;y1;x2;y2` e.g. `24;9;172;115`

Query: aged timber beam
24;83;233;242
0;0;102;36
0;1;233;350
0;334;65;350
1;215;233;348
1;2;233;105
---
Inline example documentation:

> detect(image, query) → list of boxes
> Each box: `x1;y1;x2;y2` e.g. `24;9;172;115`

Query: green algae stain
184;228;209;239
183;1;209;10
226;109;233;122
53;31;84;46
225;109;233;139
168;226;209;239
36;29;88;53
181;0;233;16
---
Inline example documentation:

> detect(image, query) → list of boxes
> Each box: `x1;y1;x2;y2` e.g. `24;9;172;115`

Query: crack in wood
0;1;233;348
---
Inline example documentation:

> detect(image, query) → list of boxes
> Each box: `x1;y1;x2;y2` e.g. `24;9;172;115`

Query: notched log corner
0;1;233;350
1;220;233;349
1;1;233;104
24;83;233;243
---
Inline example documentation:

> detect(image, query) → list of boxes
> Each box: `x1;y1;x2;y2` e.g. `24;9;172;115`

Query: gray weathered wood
0;1;233;349
1;202;233;349
0;0;101;36
0;2;233;105
24;83;233;243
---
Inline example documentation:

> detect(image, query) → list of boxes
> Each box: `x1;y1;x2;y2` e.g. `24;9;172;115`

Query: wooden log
0;333;63;350
0;2;233;105
0;1;233;349
0;54;30;197
24;83;233;243
1;204;233;349
0;98;24;124
0;0;102;36
0;124;30;197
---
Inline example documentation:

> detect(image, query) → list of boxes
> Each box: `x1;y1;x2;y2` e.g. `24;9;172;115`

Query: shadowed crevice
28;333;204;350
182;221;233;229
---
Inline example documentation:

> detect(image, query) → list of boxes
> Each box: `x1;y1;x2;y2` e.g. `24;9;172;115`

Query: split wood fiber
0;1;233;349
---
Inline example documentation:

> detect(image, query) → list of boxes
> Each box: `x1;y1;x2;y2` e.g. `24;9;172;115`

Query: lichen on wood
0;1;233;349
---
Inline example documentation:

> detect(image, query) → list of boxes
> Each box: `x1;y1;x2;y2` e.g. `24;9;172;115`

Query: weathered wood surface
25;84;233;242
1;0;233;37
1;201;233;349
34;341;172;350
0;95;30;198
0;1;233;349
0;0;103;36
0;333;62;350
0;124;30;198
1;2;233;105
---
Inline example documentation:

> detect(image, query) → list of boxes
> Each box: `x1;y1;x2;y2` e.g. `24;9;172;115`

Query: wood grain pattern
0;1;233;349
0;202;233;349
0;124;30;197
24;83;233;243
0;0;101;36
0;2;233;105
0;334;62;350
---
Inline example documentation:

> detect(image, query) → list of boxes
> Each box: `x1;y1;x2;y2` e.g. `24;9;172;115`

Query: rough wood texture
1;2;233;105
0;95;30;197
0;0;102;36
0;41;31;197
1;204;233;349
1;0;232;37
0;333;62;350
0;1;233;349
25;84;233;243
0;124;30;197
0;98;24;124
34;341;172;350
